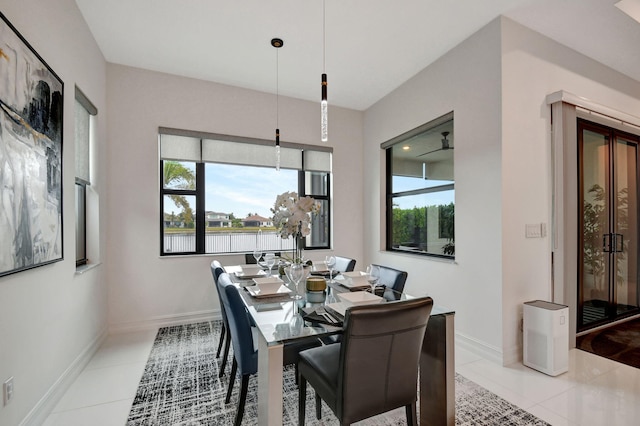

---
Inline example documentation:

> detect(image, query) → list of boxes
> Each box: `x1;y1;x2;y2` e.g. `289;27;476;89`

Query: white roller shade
159;128;332;172
75;99;90;184
303;150;332;172
160;134;201;162
202;138;302;169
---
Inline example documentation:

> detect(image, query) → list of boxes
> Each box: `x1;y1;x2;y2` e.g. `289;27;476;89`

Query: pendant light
320;0;328;142
272;38;283;170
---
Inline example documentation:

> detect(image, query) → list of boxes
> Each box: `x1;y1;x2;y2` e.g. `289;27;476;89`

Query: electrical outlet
3;377;14;405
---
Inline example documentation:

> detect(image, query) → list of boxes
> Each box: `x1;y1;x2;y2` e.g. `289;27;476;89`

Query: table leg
257;332;284;425
420;312;455;426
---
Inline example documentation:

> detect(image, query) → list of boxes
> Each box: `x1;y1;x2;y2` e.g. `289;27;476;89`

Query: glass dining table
225;265;455;426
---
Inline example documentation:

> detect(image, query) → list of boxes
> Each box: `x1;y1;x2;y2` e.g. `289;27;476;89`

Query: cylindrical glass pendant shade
321;101;328;142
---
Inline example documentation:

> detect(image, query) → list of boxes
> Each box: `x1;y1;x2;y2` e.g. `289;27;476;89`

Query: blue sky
163;163;454;219
204;164;297;218
392;176;455;209
163;163;297;219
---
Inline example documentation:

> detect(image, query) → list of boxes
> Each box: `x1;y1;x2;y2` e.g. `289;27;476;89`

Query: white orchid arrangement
271;191;320;239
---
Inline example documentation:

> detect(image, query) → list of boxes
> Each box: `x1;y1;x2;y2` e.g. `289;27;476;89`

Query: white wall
364;15;640;365
0;1;108;425
500;17;640;361
106;64;364;331
364;20;505;361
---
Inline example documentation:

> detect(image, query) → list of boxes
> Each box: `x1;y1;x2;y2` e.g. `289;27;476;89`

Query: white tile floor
42;328;640;426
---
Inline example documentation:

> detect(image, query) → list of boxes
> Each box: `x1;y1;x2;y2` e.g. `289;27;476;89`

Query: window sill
75;262;102;275
386;249;457;264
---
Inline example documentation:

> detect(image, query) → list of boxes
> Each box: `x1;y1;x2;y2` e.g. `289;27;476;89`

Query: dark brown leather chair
297;297;434;425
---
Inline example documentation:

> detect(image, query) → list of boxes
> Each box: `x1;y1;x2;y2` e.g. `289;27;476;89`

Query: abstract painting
0;12;63;277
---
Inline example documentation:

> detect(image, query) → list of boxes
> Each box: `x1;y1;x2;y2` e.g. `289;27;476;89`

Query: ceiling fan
417;131;453;157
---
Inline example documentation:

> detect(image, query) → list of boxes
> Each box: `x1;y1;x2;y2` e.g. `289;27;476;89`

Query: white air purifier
523;300;569;376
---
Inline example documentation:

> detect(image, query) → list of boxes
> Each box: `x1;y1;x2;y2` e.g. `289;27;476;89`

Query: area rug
127;321;550;425
577;317;640;369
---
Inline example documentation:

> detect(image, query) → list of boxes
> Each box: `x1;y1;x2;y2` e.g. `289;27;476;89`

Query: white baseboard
20;326;108;426
455;331;505;365
109;309;223;334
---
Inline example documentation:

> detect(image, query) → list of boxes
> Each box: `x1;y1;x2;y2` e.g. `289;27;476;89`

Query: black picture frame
0;12;64;277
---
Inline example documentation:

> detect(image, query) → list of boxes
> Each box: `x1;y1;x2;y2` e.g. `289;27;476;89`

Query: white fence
163;231;295;254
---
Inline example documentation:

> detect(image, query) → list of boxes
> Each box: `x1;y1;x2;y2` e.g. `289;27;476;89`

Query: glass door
613;135;639;317
578;119;640;332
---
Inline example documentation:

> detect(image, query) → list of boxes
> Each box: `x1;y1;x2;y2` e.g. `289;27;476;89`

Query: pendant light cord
276;47;279;128
323;0;326;73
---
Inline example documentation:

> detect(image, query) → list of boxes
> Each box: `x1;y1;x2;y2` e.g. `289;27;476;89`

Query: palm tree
163;161;196;228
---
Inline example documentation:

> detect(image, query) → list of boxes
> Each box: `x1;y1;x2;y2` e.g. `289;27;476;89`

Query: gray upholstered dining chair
297;297;434;425
244;252;281;264
373;264;408;293
210;260;232;377
333;256;356;273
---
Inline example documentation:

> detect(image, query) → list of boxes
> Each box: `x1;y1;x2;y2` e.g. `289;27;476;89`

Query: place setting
243;276;292;298
232;264;268;280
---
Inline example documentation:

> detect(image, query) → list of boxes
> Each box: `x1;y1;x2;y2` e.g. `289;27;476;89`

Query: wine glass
289;301;304;336
366;264;379;294
289;310;304;336
326;285;337;304
290;262;305;300
264;253;276;276
284;264;295;289
252;248;262;265
325;255;337;282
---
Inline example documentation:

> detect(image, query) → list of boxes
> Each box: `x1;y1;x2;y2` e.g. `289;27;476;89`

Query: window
383;112;454;258
74;87;97;266
159;129;332;256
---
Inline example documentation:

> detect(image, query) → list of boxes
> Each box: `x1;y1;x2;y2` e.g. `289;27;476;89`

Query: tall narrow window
383;112;454;258
75;87;97;267
302;149;331;248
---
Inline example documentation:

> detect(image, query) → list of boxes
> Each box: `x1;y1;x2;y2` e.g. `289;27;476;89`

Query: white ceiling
74;0;640;111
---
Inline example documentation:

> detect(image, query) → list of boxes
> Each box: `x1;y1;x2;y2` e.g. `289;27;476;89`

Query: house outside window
383;112;454;258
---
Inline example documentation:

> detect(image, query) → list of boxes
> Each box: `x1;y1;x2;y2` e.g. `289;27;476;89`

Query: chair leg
315;392;322;420
219;334;231;378
298;375;306;426
216;324;226;358
225;358;237;404
234;374;250;426
295;363;299;385
405;402;417;426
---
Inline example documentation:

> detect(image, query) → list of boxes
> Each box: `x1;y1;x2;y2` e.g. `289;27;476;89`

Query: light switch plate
525;223;546;238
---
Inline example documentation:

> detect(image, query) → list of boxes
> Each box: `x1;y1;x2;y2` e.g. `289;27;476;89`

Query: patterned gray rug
126;321;550;425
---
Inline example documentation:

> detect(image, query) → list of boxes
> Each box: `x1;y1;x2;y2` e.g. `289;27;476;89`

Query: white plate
342;271;365;278
252;278;284;294
252;277;283;285
311;261;330;274
335;275;370;289
338;291;383;306
245;284;292;298
234;265;266;279
325;302;349;318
